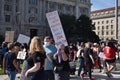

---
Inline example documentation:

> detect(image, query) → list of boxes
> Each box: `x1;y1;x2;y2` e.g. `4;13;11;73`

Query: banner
46;11;68;49
17;34;30;44
5;31;14;42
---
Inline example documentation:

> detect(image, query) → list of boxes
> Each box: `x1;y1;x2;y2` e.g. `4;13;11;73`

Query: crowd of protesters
0;36;120;80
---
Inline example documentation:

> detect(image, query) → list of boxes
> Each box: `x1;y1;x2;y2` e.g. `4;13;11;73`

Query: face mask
69;46;73;48
44;42;50;47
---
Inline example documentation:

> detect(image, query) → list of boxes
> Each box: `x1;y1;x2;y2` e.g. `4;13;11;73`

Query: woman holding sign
53;44;70;80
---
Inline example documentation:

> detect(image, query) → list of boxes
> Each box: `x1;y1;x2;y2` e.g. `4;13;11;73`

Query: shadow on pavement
93;74;120;80
70;73;120;80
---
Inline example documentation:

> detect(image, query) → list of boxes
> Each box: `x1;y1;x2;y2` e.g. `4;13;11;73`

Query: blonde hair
29;36;45;54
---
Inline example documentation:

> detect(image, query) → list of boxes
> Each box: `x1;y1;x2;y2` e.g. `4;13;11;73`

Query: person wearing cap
43;36;57;80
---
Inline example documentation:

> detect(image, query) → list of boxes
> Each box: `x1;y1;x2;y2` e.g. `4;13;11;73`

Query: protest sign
17;51;26;60
46;11;68;49
17;34;30;44
5;31;14;42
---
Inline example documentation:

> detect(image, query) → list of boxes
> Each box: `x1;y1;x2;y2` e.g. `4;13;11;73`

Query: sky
91;0;120;11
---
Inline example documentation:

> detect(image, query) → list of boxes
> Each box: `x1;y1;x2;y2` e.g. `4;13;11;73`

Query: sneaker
106;72;111;77
80;73;84;80
89;77;95;80
109;73;113;77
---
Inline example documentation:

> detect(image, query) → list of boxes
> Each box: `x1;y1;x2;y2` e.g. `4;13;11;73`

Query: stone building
91;6;120;42
0;0;91;41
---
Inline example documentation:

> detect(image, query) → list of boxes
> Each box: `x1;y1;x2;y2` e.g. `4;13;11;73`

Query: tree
76;15;100;42
59;14;76;41
59;14;100;43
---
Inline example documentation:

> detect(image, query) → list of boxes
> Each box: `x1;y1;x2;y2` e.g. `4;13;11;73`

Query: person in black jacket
21;36;46;80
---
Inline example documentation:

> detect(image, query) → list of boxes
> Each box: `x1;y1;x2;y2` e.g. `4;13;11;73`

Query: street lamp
12;12;21;40
16;12;21;34
115;0;118;40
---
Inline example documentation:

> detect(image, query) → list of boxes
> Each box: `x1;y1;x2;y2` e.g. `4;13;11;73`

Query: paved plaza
0;63;120;80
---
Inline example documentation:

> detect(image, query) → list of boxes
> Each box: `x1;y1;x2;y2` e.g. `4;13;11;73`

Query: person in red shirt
103;41;117;77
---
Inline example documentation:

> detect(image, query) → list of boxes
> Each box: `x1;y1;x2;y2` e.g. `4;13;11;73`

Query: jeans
6;70;17;80
78;58;84;76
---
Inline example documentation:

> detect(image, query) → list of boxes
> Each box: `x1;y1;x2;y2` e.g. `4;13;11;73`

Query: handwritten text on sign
46;11;68;49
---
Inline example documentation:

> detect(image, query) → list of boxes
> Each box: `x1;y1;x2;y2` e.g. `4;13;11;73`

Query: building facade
0;0;91;41
91;6;120;42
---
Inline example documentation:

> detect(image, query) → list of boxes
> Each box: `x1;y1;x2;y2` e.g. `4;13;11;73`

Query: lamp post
16;12;21;34
115;0;118;40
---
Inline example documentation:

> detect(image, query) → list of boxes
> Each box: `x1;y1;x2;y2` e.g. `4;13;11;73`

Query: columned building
0;0;91;41
91;6;120;42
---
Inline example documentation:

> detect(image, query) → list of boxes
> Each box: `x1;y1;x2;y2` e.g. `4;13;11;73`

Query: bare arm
13;59;21;73
46;54;53;63
89;54;95;64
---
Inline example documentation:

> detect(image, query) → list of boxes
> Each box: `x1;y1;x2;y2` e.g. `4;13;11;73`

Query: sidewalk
0;63;120;80
0;74;20;80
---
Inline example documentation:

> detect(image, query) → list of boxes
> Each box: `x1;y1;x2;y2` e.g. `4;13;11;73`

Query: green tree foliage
59;14;76;40
59;14;100;43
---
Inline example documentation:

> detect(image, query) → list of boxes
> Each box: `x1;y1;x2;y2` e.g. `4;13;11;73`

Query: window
106;31;109;35
4;4;12;11
106;38;109;40
111;25;113;29
16;6;18;12
97;21;100;24
5;15;11;22
102;31;104;35
29;7;38;14
58;4;63;10
106;26;109;29
106;20;109;24
102;26;104;29
111;31;114;35
98;26;100;30
66;5;71;11
49;2;55;9
29;0;37;5
5;0;12;2
111;20;114;23
102;21;104;24
6;27;11;31
98;32;100;35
